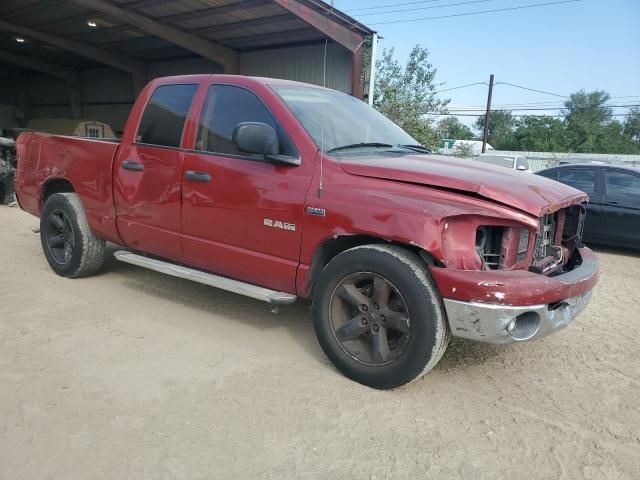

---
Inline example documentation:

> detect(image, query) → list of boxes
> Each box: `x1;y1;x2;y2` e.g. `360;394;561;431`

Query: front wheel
312;244;450;389
40;193;106;278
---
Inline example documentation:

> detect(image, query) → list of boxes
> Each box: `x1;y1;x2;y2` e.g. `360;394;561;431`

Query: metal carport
0;0;375;134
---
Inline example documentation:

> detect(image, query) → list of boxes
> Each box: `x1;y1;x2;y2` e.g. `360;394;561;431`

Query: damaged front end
431;202;598;344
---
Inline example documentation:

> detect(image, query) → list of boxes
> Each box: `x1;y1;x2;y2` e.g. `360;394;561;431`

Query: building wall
239;42;352;94
2;46;351;134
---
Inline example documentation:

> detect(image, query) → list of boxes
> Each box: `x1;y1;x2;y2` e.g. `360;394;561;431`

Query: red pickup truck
15;75;598;389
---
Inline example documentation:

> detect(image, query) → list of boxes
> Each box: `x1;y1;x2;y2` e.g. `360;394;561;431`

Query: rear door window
558;169;596;194
604;170;640;197
137;84;198;148
539;170;558;181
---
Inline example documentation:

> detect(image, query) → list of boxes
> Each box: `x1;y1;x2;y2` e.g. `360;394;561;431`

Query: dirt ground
1;205;638;480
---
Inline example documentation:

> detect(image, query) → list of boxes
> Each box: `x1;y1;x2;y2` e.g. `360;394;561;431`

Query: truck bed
16;132;123;244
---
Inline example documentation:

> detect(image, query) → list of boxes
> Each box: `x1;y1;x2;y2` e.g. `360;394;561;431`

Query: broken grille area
534;213;557;262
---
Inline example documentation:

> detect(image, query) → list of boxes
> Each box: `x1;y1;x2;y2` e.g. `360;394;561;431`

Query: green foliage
436;117;475;140
373;45;449;149
563;90;613;152
474;111;517;149
470;90;640;154
453;142;475;158
623;107;640;144
510;116;566;151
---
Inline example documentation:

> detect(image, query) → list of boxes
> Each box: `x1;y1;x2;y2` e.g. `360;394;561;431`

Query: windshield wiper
396;144;432;154
327;142;394;153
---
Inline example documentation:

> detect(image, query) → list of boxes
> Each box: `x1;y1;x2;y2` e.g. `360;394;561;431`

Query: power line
434;81;487;93
427;112;634;118
346;0;450;13
369;0;581;25
444;104;640;112
495;81;567;98
355;0;494;17
449;101;640;110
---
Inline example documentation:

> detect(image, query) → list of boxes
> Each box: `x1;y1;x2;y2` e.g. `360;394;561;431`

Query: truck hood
338;154;588;217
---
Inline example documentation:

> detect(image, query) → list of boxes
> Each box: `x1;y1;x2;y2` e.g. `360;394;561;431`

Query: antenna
318;38;327;198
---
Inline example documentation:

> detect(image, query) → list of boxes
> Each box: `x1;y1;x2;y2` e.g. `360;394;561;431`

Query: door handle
121;160;144;171
185;170;212;182
605;201;620;206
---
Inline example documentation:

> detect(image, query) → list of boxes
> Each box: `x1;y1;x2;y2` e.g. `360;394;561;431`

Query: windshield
273;86;420;154
476;155;515;168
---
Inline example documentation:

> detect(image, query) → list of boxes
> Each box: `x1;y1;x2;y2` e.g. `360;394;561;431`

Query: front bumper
431;247;598;344
444;289;593;343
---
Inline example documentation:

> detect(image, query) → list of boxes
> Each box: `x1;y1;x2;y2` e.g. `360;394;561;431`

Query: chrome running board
114;251;297;305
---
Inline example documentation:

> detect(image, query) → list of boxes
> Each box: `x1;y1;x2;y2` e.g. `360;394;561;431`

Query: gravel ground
1;205;639;480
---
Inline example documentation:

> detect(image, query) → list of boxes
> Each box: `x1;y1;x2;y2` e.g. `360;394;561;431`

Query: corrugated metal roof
0;0;374;70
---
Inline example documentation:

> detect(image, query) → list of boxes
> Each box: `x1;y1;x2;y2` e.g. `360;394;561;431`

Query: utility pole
482;74;494;153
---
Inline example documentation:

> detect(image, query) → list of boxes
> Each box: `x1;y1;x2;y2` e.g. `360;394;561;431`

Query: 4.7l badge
263;218;296;232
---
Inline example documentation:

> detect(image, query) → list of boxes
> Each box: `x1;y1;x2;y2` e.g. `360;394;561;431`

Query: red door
181;83;314;293
113;83;199;261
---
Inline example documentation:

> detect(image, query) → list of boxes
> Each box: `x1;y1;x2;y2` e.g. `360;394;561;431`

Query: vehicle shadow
101;245;522;376
102;245;327;365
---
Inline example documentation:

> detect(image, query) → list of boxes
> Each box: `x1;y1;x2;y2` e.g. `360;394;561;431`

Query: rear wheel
312;244;450;389
40;193;106;278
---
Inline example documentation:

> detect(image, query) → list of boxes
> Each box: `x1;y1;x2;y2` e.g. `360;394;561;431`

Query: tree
474;110;516;149
624;107;640;144
453;142;474;158
374;45;449;149
563;90;612;152
511;116;566;151
436;117;475;140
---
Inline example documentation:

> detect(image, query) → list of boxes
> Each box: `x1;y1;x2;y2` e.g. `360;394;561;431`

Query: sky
333;0;640;128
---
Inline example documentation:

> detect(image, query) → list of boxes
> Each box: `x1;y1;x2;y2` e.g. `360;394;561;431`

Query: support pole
482;74;494;153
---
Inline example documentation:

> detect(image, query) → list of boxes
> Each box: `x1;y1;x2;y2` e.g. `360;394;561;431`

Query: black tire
312;244;450;389
40;193;106;278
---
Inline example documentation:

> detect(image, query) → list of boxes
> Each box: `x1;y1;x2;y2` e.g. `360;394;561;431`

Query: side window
605;170;640;196
137;84;198;148
196;85;297;158
558;169;595;194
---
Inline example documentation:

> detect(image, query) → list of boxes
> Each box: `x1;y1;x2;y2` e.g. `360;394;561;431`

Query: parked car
475;153;532;172
537;164;640;249
558;156;626;166
16;75;599;389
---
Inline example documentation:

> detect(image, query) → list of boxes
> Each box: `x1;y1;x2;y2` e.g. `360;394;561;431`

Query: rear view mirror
517;165;527;171
233;122;278;155
232;122;300;166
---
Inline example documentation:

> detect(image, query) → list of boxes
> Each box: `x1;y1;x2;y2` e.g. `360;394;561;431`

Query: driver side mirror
232;122;300;166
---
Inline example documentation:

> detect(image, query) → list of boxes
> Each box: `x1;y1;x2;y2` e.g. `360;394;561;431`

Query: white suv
475;154;531;173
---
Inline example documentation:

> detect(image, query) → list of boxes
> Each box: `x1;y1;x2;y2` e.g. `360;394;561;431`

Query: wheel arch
305;234;442;298
41;177;75;206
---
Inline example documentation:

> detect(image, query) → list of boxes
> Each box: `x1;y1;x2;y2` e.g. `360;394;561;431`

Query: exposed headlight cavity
476;226;504;270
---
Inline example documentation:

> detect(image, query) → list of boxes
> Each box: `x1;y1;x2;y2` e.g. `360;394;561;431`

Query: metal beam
159;0;272;24
68;0;239;73
195;14;296;38
31;0;175;31
0;20;146;80
271;0;364;53
0;51;79;82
